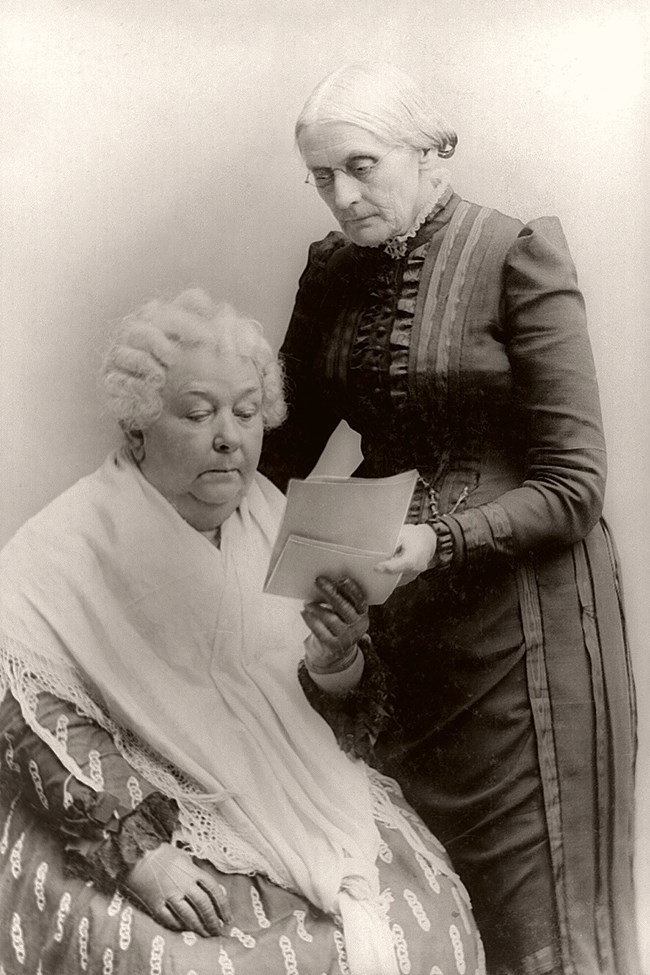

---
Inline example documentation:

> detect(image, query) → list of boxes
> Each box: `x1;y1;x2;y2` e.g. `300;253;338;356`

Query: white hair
296;62;457;158
101;289;286;432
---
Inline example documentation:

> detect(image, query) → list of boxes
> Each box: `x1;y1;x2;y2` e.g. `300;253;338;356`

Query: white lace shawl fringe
0;634;474;920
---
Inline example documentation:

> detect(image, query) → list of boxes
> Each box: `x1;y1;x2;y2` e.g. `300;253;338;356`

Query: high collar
380;170;452;259
322;189;463;285
336;188;459;269
392;184;457;254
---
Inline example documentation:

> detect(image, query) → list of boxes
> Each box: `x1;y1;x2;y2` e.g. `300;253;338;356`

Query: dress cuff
445;502;514;564
298;636;391;763
427;516;459;569
307;646;365;696
65;792;179;891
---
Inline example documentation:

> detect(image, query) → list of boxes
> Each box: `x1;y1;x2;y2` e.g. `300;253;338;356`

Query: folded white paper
265;534;402;605
263;470;418;605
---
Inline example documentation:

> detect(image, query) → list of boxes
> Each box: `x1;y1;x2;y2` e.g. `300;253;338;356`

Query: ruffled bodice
308;190;460;469
262;190;607;561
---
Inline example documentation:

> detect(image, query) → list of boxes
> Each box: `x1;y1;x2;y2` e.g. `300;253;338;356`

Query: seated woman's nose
213;435;236;452
213;422;240;451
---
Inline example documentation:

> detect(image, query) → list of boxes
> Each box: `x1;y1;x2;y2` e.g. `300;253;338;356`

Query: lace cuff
298;636;391;763
65;792;179;891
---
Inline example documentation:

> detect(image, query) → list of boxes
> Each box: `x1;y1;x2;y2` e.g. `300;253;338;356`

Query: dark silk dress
261;188;639;975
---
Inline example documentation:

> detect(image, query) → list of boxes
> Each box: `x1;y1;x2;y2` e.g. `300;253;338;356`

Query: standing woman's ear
418;147;439;172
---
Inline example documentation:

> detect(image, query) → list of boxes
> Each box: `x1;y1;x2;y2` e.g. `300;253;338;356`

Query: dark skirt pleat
374;519;639;975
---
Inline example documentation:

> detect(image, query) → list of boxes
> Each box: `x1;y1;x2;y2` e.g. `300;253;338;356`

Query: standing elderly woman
0;290;484;975
260;63;640;975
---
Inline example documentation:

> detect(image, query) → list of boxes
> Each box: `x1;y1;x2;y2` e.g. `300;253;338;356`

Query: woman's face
138;347;264;530
298;121;430;246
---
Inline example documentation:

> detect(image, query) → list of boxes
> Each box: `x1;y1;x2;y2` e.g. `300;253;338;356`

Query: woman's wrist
305;645;365;696
426;518;455;570
305;637;360;675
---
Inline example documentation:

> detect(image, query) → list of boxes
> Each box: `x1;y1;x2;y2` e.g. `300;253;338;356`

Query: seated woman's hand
124;842;231;937
375;524;437;583
301;576;368;674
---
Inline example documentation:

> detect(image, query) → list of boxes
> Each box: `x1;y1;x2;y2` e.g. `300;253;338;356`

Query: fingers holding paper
375;524;437;582
301;576;369;672
316;575;368;619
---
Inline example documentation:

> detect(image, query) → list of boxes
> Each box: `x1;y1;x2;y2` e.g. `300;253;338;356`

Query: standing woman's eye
349;158;377;180
312;170;334;186
186;411;212;422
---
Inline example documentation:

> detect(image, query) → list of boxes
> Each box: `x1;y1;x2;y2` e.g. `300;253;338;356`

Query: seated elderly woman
0;290;484;975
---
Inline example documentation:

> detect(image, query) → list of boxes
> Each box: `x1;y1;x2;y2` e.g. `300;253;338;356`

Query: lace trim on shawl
366;767;478;928
0;635;291;889
1;636;477;926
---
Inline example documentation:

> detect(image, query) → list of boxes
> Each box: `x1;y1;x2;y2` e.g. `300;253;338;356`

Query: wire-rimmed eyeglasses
304;146;399;189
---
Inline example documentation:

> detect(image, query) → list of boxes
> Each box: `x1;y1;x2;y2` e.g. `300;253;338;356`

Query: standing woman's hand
375;524;438;584
301;576;369;674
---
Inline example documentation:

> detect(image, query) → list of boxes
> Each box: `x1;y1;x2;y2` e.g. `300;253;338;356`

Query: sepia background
1;0;648;965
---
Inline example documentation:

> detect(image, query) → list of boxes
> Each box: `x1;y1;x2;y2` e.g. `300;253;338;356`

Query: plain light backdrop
1;0;648;965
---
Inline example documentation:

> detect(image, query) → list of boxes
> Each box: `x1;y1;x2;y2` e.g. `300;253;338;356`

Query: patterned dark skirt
0;772;484;974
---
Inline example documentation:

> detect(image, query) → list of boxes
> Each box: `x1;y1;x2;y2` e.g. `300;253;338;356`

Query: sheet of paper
263;469;418;603
307;420;363;479
264;535;401;605
267;469;418;569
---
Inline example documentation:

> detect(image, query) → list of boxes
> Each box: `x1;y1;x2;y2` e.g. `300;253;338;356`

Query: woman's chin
341;217;392;248
348;229;391;247
193;487;242;511
172;484;245;530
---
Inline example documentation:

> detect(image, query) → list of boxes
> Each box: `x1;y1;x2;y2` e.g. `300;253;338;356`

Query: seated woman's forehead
167;347;260;396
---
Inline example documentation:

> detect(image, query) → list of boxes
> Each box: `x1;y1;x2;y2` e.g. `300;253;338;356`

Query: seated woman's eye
187;411;212;422
236;405;260;420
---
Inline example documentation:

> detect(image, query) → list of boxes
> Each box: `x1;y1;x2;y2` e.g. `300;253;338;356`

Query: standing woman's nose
212;411;241;452
330;171;363;211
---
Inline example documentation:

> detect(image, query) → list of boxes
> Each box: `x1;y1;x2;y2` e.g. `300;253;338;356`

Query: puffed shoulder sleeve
445;216;606;561
260;233;348;491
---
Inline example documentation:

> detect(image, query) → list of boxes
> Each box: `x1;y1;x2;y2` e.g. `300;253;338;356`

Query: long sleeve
298;636;392;763
0;690;178;886
261;233;346;490
444;217;606;563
